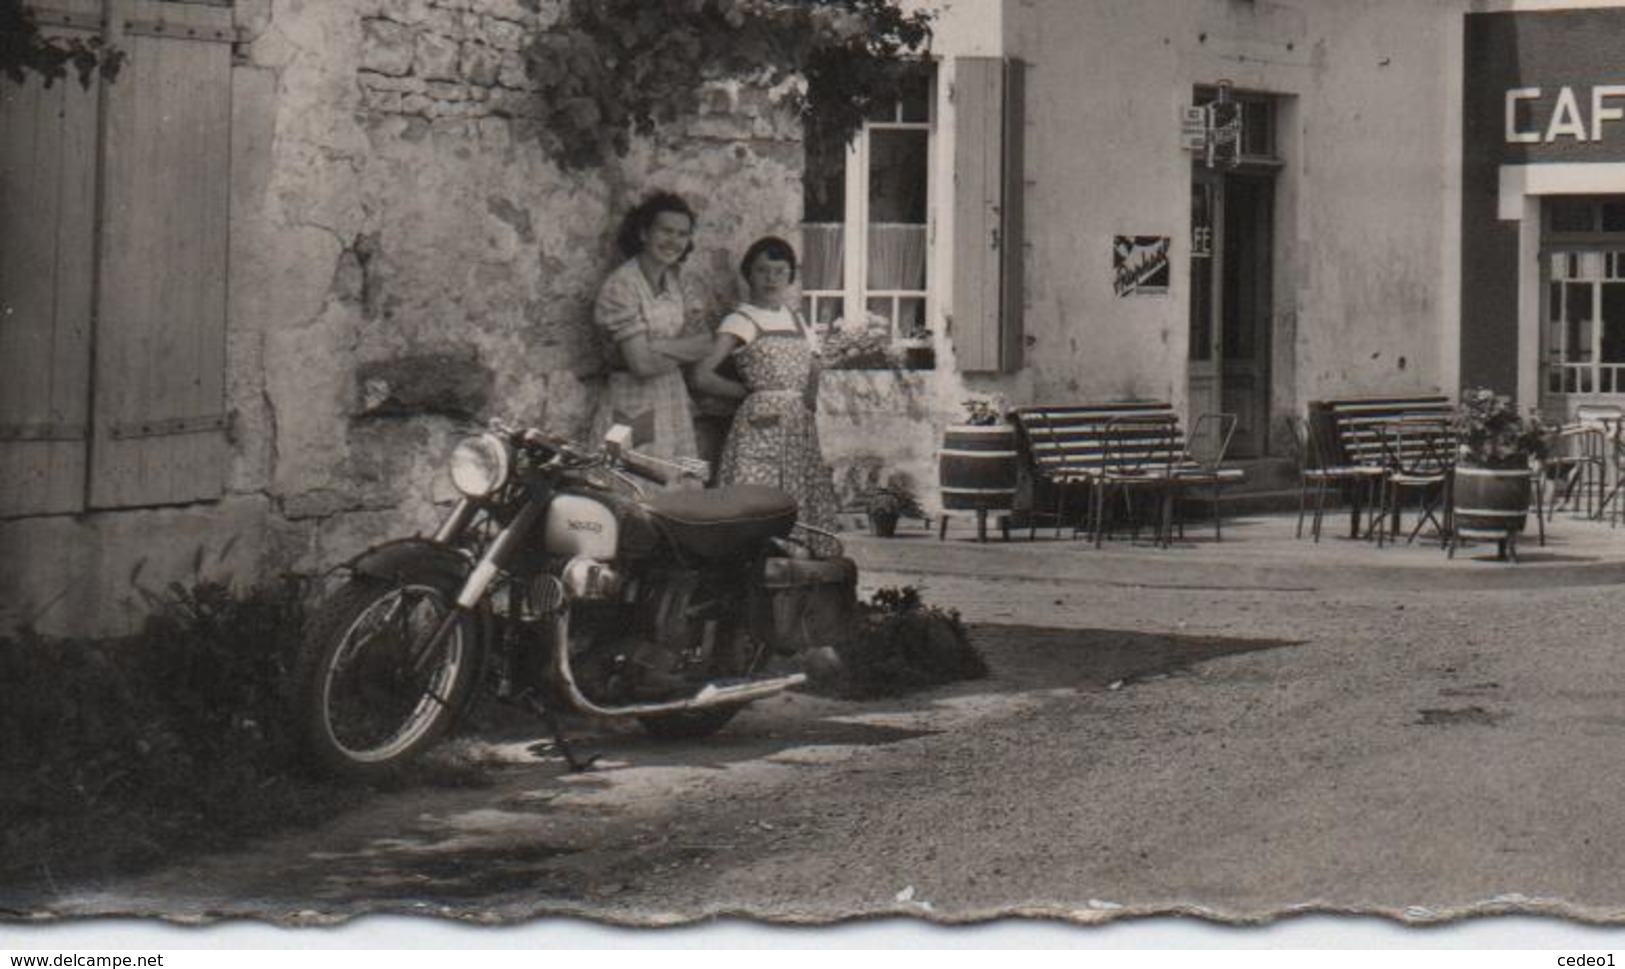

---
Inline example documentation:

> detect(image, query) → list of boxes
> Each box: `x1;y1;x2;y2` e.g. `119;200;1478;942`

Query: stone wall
250;0;807;574
2;0;807;636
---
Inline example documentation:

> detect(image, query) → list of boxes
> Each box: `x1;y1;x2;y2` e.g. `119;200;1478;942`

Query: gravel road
39;564;1625;927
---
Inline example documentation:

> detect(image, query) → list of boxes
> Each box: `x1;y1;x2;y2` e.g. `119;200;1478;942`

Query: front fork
410;498;541;676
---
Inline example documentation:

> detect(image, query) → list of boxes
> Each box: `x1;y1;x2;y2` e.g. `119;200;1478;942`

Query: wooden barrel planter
1451;462;1533;560
938;423;1019;541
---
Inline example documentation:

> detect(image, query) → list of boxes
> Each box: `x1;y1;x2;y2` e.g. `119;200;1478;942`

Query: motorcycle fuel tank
544;493;619;559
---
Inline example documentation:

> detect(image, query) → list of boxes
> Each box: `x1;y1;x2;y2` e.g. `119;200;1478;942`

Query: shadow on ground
969;622;1302;693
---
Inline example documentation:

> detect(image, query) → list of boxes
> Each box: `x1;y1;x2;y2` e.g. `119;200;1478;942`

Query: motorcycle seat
645;484;799;560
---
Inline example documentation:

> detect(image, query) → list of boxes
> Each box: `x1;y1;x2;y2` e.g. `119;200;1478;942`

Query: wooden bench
1308;393;1456;539
1310;394;1455;468
1010;402;1245;543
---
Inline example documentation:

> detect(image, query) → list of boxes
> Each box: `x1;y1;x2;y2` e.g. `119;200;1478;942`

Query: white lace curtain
801;224;844;291
867;223;926;290
799;222;926;292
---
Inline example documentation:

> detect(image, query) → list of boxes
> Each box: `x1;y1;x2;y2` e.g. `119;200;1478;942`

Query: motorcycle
294;419;858;779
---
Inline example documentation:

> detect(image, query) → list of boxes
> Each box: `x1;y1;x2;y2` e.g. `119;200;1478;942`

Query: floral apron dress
715;307;842;546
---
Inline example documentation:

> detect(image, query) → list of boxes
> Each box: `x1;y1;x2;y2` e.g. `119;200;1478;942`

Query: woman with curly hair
588;191;716;472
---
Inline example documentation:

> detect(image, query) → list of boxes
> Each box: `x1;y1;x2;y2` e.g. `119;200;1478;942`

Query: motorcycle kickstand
522;693;600;772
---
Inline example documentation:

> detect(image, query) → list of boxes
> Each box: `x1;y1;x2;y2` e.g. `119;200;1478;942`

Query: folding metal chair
1375;417;1453;547
1545;421;1609;521
1170;412;1242;542
1091;414;1178;548
1575;405;1625;525
1288;414;1384;542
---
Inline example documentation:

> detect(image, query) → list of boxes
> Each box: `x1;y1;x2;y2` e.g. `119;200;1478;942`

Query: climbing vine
0;0;124;88
522;0;933;171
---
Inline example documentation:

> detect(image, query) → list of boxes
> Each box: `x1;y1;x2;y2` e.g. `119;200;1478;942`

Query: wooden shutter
89;0;232;508
0;3;103;516
951;57;1025;374
998;58;1025;372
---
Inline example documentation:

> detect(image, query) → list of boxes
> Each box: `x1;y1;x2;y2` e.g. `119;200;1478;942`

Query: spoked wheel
296;577;479;779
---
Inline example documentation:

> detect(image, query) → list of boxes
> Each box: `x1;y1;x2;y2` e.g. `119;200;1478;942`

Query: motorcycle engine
568;569;725;702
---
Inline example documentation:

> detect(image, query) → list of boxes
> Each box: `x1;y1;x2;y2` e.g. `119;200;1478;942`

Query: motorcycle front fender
345;537;473;590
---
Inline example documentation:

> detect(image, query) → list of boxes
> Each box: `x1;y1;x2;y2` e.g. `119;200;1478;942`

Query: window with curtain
800;69;933;357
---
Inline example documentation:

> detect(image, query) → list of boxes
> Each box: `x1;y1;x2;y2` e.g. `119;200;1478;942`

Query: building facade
3;0;1618;634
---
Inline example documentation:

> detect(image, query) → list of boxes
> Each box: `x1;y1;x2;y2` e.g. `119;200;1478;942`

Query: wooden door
0;0;233;516
1219;173;1273;458
1187;170;1274;458
1187;172;1222;426
89;0;233;508
0;0;104;516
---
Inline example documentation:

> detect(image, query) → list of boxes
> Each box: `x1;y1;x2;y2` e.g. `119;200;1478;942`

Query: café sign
1505;85;1625;143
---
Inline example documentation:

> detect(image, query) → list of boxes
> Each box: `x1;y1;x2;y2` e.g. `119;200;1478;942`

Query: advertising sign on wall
1113;235;1171;297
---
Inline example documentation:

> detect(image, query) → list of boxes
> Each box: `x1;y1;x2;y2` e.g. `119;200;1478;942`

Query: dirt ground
21;556;1625;931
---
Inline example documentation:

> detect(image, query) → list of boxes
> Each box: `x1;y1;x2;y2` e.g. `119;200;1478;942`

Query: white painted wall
918;0;1473;451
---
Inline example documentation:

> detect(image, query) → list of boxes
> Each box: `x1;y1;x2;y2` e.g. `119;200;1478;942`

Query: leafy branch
522;0;932;170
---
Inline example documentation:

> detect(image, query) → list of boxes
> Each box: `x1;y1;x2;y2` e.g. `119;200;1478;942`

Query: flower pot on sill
902;344;936;370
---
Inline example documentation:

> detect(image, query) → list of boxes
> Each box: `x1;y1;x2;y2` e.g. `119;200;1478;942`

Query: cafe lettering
1505;85;1625;143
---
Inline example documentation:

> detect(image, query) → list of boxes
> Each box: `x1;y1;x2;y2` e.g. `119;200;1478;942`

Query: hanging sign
1182;81;1244;169
1207;81;1242;169
1180;106;1208;153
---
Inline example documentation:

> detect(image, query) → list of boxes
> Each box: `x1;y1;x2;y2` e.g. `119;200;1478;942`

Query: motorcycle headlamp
449;433;511;498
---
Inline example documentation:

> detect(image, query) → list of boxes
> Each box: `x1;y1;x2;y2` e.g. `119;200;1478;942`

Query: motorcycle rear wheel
296;577;479;779
636;623;765;741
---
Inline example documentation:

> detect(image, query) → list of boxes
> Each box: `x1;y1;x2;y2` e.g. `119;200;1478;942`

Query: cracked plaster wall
5;0;805;636
249;0;806;577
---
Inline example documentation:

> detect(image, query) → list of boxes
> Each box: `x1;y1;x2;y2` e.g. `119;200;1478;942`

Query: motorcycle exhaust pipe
547;608;805;718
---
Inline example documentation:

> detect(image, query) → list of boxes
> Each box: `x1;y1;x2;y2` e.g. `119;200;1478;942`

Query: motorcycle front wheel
296;577;480;779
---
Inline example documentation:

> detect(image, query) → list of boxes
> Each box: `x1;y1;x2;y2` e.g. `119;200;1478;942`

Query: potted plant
1450;387;1550;558
938;395;1017;541
819;327;900;372
897;325;936;370
863;479;926;537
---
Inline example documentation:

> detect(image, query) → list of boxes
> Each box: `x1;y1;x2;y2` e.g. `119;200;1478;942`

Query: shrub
820;585;988;699
1453;387;1550;465
0;580;372;887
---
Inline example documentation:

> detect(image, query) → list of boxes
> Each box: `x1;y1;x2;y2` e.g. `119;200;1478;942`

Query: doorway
1188;169;1275;458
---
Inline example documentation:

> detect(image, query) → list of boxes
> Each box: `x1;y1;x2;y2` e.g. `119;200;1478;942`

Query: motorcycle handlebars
487;418;708;486
602;424;710;485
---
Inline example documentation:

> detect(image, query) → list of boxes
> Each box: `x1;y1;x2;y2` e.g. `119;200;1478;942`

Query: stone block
358;71;426;93
498;51;529;89
426;79;469;101
480;15;526;49
483;0;539;23
416;31;461;80
402;92;437;117
461;41;503;86
355;352;495;419
425;6;464;36
376;0;431;24
361;89;404;115
361;18;416;76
